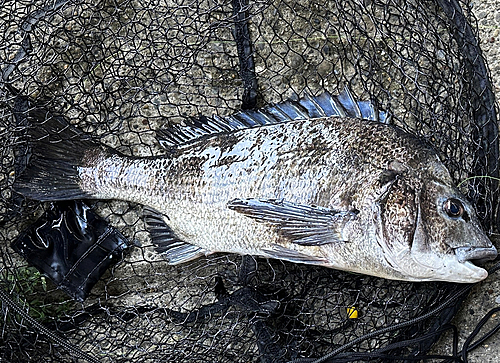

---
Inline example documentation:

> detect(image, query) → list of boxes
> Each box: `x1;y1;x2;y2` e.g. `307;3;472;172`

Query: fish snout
455;245;498;264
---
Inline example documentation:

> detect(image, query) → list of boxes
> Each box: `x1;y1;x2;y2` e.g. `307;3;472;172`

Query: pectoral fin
144;207;208;264
227;198;357;246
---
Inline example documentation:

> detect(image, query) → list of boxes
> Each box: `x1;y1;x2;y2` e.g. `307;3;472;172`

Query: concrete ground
431;1;500;361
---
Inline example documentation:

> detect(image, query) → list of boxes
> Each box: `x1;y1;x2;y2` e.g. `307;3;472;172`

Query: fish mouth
455;246;498;265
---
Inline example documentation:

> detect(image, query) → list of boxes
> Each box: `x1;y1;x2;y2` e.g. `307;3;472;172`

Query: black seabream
14;89;497;283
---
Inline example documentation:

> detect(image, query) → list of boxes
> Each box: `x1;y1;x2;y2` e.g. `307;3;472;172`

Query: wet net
0;0;499;362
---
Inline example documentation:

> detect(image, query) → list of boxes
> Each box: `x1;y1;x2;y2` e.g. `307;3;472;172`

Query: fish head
383;161;497;283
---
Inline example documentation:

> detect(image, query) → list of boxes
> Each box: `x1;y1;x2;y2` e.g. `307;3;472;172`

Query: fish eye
443;198;464;218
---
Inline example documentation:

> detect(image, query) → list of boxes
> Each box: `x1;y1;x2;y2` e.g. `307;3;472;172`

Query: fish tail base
14;136;101;201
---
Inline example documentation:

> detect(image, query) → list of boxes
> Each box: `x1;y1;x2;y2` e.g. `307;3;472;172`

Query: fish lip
455;246;498;264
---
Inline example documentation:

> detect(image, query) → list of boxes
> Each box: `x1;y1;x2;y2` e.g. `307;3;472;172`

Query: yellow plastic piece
347;306;358;319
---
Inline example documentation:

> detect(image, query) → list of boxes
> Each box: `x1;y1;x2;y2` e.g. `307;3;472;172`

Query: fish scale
14;91;497;283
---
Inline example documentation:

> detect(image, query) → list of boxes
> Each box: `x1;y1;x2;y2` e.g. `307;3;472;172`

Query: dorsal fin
157;87;389;148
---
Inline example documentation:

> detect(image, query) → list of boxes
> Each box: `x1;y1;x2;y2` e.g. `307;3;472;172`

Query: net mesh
0;0;499;362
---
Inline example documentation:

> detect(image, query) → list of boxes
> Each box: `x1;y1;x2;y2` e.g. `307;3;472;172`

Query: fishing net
0;0;499;362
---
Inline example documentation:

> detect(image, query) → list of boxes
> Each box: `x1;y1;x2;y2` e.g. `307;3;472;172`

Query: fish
13;89;497;283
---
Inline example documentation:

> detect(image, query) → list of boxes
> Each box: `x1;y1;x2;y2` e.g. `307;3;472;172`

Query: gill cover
406;177;496;282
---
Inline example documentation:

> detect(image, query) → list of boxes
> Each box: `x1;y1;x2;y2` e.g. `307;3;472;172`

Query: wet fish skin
14;110;497;283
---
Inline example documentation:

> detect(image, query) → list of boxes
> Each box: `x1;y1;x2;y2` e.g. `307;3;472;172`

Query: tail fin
13;106;105;201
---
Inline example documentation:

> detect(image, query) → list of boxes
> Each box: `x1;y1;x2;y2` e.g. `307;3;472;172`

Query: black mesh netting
1;0;500;362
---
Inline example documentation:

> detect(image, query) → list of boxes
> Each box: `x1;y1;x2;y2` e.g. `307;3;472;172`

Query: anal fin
262;244;329;266
144;207;207;264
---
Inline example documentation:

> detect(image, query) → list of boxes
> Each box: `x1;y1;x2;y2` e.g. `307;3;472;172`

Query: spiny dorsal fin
157;87;389;148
